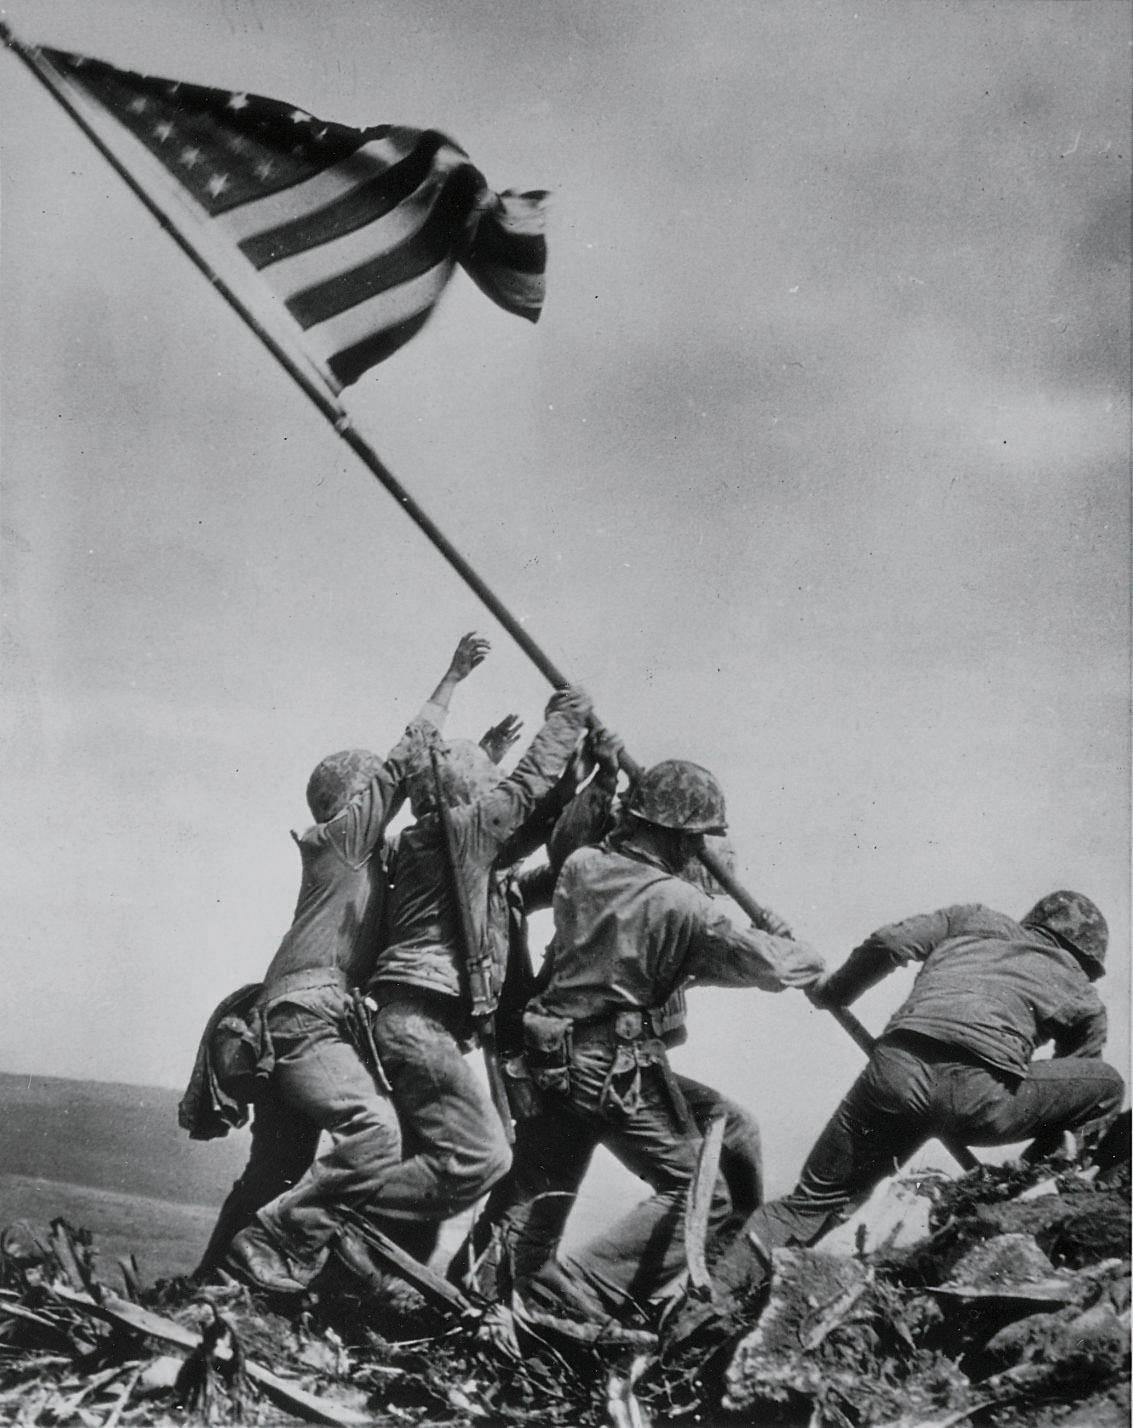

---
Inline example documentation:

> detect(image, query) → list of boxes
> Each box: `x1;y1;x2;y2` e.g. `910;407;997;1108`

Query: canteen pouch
522;1010;573;1096
502;1054;544;1120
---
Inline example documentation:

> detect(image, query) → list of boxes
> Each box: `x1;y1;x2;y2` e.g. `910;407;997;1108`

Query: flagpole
0;22;827;936
5;26;978;1146
1;23;574;687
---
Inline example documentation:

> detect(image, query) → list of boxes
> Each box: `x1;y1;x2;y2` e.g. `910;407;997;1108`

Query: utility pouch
502;1054;544;1121
522;1010;573;1096
599;1043;644;1118
209;1011;271;1103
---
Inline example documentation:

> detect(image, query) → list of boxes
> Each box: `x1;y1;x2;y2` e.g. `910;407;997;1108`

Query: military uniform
520;833;824;1319
206;705;448;1287
357;698;591;1246
454;788;765;1299
679;898;1125;1339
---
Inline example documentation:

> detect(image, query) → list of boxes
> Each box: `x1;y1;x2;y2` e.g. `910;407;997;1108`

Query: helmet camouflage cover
306;748;386;823
1021;889;1108;976
628;759;728;835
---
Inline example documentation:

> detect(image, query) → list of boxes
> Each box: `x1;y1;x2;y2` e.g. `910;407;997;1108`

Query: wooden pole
3;25;982;1158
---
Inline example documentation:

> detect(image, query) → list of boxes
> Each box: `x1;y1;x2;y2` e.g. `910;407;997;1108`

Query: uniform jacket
871;903;1107;1077
370;704;589;1008
259;704;446;996
530;837;824;1024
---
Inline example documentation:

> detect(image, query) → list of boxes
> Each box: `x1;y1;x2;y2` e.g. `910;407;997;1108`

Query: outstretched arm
336;634;495;854
808;904;980;1008
379;633;492;809
424;631;491;718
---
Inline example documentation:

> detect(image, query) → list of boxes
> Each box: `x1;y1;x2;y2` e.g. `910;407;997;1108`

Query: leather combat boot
325;1228;427;1317
221;1222;312;1296
662;1228;773;1353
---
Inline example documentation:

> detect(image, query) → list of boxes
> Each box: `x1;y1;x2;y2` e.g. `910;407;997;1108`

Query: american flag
43;48;548;388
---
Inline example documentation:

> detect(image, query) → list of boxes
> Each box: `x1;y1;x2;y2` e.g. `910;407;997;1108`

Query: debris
683;1115;726;1294
0;1138;1127;1426
606;1353;650;1428
931;1233;1078;1304
816;1168;937;1258
173;1303;248;1423
516;1302;658;1349
336;1209;473;1315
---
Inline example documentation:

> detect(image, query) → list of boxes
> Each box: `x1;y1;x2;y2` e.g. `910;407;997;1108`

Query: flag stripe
326;309;436;387
460;192;548;319
302;264;454;367
251;166;454;297
237;131;463;268
45;47;547;387
212;132;415;241
467;212;547;275
285;164;481;328
462;261;545;321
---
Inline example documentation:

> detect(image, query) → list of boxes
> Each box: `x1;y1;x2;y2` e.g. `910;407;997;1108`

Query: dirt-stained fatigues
359;703;590;1240
521;836;824;1319
460;786;765;1298
733;904;1124;1265
203;703;447;1281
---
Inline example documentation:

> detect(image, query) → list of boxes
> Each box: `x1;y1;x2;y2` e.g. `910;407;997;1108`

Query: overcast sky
1;0;1129;1201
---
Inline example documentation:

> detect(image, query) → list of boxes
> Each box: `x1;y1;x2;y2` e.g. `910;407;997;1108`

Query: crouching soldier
347;686;595;1266
194;634;491;1291
517;759;825;1324
670;890;1126;1345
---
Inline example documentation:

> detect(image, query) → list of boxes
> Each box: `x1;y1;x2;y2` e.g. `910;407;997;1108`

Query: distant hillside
0;1071;248;1207
0;1174;220;1283
0;1071;637;1282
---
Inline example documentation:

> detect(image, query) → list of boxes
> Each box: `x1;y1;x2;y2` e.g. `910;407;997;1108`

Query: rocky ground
0;1122;1127;1427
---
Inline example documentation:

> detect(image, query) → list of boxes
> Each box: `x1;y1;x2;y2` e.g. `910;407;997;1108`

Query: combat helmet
1021;890;1108;978
627;759;728;835
406;738;501;818
306;749;385;823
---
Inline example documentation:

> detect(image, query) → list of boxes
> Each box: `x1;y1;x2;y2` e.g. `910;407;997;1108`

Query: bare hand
479;713;524;764
448;632;490;681
588;725;625;782
545;685;594;723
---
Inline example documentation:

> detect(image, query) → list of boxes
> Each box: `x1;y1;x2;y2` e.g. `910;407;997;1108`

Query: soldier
516;759;825;1323
670;890;1126;1344
346;686;595;1267
204;634;491;1293
459;819;767;1301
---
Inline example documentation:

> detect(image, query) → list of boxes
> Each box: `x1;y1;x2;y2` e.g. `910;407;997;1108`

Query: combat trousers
365;986;512;1235
458;1075;762;1297
743;1033;1126;1260
252;984;402;1277
194;1083;321;1276
523;1036;735;1320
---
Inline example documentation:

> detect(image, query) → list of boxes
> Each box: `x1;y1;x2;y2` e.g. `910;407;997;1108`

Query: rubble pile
721;1155;1129;1427
0;1140;1127;1427
0;1219;629;1426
